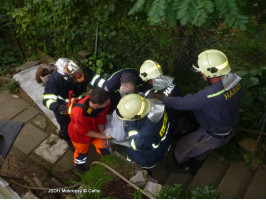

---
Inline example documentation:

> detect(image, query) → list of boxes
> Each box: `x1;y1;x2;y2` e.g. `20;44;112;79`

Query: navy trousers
174;127;234;163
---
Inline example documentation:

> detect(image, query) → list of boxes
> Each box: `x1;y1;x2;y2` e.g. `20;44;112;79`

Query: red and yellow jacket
68;95;110;144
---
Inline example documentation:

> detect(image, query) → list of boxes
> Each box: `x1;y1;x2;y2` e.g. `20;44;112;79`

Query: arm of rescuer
86;130;111;139
95;103;111;134
42;73;63;113
154;91;208;111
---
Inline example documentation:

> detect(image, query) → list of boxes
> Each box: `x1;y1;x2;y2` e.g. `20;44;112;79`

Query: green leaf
96;59;104;68
241;91;254;107
248;77;260;88
234;70;248;77
128;0;146;15
109;4;115;12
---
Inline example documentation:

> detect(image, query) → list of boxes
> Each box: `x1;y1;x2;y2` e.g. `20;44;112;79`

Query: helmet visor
71;68;83;81
192;58;201;72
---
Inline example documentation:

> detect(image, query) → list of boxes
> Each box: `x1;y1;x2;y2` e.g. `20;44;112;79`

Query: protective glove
57;104;67;114
154;93;164;101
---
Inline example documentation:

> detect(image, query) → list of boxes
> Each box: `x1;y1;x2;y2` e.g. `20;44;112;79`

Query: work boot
188;158;205;175
74;165;88;174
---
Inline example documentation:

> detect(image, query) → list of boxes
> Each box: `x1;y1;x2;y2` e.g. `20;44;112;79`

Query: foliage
80;153;137;198
158;184;219;199
235;67;266;130
0;39;23;75
129;0;249;29
0;1;24;75
80;52;115;77
133;189;144;199
7;0;169;69
4;80;20;93
158;184;187;199
82;153;135;187
215;132;246;162
189;185;219;199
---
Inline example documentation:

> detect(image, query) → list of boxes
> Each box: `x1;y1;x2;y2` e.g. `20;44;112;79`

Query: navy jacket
153;82;185;122
104;68;148;112
42;71;87;113
126;110;172;168
163;80;243;133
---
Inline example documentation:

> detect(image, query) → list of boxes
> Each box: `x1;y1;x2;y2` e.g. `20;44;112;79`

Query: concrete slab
244;169;266;199
34;134;68;164
16;60;40;72
13;66;59;128
0;90;30;120
32;114;47;130
12;106;39;123
217;163;254;199
187;154;229;190
54;150;74;172
14;123;48;155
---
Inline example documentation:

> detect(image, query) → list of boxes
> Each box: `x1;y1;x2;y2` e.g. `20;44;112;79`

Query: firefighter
68;88;111;174
155;49;243;174
104;69;148;113
116;93;172;170
42;58;104;151
104;79;138;143
139;60;190;136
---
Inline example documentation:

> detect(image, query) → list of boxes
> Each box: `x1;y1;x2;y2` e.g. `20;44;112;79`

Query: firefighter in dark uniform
42;58;105;150
104;68;148;113
116;94;172;170
139;60;190;135
155;49;243;174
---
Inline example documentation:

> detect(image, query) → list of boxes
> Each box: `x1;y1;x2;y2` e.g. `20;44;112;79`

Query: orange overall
68;95;110;166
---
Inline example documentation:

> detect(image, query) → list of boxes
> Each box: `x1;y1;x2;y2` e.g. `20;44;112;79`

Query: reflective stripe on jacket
126;110;172;168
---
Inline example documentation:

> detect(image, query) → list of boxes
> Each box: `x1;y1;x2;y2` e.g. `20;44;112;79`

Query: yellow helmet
116;94;151;121
139;60;163;81
193;49;231;78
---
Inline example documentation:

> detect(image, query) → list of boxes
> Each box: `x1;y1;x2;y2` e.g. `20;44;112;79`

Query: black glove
57;104;67;114
154;93;164;101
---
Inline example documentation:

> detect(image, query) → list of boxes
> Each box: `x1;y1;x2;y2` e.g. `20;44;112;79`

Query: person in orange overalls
68;88;112;173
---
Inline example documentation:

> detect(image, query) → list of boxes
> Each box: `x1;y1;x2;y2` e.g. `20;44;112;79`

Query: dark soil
101;178;138;199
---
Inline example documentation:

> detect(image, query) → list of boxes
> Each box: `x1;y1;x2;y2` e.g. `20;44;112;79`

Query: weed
133;189;143;199
158;184;186;199
158;184;219;199
189;185;219;199
5;80;19;93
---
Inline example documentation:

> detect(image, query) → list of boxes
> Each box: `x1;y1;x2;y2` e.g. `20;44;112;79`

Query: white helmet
56;58;83;81
139;60;163;81
116;94;151;121
193;49;231;78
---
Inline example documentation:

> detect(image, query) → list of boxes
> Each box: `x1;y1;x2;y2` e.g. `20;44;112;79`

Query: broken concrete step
187;153;229;190
244;169;266;199
217;163;253;199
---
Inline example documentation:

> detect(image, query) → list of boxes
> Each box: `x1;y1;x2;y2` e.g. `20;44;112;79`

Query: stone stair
157;152;266;199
